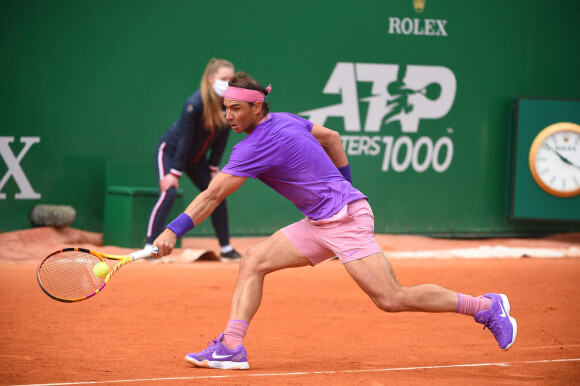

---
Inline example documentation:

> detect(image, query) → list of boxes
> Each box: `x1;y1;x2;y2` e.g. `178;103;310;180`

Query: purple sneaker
185;333;249;370
474;293;517;350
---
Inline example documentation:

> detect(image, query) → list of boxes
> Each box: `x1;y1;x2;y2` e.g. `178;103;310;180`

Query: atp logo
299;62;457;173
0;136;41;199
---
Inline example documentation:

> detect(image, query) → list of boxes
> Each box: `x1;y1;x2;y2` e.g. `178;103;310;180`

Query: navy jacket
161;90;231;174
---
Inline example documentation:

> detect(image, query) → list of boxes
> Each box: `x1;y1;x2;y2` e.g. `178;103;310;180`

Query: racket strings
38;250;107;300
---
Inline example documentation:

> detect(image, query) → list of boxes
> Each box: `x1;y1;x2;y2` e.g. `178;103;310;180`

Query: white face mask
212;79;229;97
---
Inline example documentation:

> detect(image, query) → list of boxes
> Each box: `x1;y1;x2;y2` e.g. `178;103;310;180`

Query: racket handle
130;247;158;260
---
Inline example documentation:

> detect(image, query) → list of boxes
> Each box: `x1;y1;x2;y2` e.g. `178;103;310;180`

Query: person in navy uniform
145;58;241;262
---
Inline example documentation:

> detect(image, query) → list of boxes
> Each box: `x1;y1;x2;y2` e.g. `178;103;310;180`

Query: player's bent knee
375;300;402;313
238;248;268;275
373;293;405;313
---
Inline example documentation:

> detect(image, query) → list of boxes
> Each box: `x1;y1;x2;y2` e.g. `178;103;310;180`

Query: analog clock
528;122;580;197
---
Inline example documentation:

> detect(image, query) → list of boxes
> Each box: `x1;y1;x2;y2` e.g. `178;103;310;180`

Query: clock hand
542;143;580;170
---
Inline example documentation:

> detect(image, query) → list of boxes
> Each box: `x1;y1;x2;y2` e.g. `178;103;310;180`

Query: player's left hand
153;229;178;258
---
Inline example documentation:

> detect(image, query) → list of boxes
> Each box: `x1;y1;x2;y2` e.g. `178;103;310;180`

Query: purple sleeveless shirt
221;113;366;221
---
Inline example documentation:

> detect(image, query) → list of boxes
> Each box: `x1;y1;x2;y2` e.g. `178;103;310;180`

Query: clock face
529;122;580;197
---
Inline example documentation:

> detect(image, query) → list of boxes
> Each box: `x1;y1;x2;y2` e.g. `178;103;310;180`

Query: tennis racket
37;246;157;303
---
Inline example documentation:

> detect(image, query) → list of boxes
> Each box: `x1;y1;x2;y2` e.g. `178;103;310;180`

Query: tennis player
153;71;517;370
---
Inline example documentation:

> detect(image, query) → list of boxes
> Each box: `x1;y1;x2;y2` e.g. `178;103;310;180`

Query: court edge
10;357;580;386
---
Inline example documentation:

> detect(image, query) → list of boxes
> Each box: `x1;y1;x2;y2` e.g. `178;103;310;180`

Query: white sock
221;245;233;254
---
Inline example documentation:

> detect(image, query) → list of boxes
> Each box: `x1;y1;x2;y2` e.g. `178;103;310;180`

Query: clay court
1;228;579;385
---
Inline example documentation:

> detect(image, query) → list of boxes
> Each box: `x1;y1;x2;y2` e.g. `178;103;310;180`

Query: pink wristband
166;213;195;238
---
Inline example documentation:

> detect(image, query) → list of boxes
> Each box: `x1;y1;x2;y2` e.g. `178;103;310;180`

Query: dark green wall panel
1;0;579;236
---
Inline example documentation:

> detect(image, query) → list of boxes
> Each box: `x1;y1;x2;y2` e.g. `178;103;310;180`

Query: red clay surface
1;228;579;385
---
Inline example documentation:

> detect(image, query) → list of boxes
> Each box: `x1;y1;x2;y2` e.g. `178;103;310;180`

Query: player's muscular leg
344;252;458;313
229;231;311;322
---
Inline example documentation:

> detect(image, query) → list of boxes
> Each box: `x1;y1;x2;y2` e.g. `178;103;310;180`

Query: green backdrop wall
1;0;579;239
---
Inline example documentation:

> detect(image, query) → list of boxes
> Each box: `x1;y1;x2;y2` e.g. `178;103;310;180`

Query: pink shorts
281;199;382;266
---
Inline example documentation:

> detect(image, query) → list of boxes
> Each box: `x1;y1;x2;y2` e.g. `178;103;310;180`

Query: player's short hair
229;72;271;114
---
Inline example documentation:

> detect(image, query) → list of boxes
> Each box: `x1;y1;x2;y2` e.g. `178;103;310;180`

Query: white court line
10;358;580;386
386;246;580;259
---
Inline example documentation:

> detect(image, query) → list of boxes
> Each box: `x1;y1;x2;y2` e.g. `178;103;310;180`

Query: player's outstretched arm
154;173;246;257
311;124;348;168
185;172;246;225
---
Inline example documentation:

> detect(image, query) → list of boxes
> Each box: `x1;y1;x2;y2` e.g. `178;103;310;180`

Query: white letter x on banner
0;136;41;199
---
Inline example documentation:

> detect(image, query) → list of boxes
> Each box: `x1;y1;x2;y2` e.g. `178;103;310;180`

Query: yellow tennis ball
93;262;109;278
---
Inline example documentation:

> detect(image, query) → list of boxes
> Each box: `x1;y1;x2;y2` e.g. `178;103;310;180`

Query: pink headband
224;84;272;103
